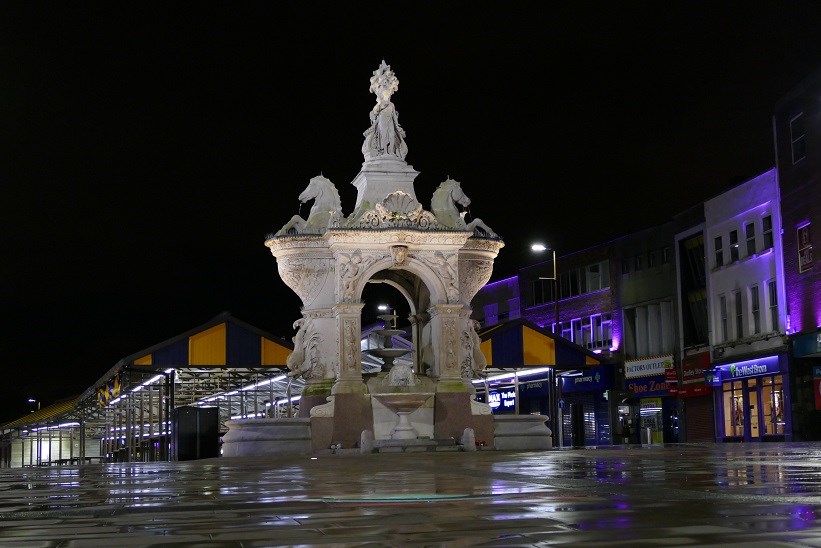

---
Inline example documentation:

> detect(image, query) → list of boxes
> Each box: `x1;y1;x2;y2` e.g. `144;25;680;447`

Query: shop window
761;375;785;435
762;215;773;250
729;230;739;262
714;236;724;268
723;380;745;437
768;279;778;332
745;222;756;256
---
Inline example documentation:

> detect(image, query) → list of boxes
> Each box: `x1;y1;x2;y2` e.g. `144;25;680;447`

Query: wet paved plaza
1;443;821;546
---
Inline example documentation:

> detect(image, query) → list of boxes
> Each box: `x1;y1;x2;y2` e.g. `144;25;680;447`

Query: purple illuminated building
773;67;821;440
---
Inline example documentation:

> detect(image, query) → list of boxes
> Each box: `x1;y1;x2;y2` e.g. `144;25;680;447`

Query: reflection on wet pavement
0;443;820;545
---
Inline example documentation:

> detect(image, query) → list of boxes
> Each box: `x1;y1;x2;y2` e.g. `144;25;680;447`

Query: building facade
773;67;821;440
704;168;790;441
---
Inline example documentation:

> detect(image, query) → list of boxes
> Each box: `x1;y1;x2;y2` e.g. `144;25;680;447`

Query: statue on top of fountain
362;60;408;162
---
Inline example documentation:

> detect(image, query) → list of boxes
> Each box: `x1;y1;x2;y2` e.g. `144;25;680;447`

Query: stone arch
352;255;450;307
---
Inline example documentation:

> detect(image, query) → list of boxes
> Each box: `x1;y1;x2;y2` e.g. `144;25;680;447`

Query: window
634;255;642;271
596;313;612;348
798;223;813;273
648;251;656;268
762;215;773;249
532;278;554;306
768;279;778;332
729;230;739;262
751;285;761;334
734;290;743;339
745;223;756;256
714;236;724;267
571;319;582;343
560;322;571;341
581;317;592;348
719;295;728;342
790;112;806;164
662;247;671;264
585;261;609;291
622;259;630;275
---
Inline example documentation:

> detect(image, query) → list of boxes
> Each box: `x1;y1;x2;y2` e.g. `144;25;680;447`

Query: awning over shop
1;397;79;430
477;318;604;369
128;312;293;369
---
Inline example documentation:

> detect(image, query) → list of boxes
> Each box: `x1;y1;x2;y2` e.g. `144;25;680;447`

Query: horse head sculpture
431;178;496;237
276;175;344;235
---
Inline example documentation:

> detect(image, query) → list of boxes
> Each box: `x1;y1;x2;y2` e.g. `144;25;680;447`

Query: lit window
719;295;728;342
714;236;724;268
751;285;760;334
762;215;773;249
768;279;778;332
734;290;743;339
797;223;813;273
730;230;739;262
745;223;756;256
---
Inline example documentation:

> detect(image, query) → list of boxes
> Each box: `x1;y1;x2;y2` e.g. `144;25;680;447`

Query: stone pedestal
221;418;311;457
433;392;473;440
493;414;553;451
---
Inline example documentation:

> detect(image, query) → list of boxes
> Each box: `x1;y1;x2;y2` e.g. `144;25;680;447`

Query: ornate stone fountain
223;60;505;456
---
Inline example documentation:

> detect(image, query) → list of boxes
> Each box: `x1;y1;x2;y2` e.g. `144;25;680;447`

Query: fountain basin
364;348;413;359
371;392;434;440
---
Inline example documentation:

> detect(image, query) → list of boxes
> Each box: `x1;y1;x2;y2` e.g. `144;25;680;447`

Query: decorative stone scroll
350;191;437;230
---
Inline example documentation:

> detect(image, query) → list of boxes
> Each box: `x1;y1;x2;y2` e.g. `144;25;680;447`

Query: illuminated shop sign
626;374;669;396
560;366;612;393
711;355;784;383
624;355;673;379
488;389;516;411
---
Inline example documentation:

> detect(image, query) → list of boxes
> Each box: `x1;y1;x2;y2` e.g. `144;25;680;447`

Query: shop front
675;351;714;442
707;353;791;442
788;331;821;441
623;355;676;444
558;365;615;447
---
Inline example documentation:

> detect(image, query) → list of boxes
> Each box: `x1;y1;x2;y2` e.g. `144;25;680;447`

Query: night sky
3;4;821;423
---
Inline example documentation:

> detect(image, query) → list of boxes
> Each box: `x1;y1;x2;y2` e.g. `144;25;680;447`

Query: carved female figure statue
362;60;408;161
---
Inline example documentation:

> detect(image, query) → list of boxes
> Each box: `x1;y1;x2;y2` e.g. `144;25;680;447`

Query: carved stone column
407;313;424;374
332;302;366;394
429;304;465;392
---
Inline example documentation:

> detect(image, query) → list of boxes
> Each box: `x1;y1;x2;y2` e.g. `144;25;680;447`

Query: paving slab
0;443;821;546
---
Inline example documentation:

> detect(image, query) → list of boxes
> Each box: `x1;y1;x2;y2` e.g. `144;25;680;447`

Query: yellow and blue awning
129;312;292;368
477;318;604;369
